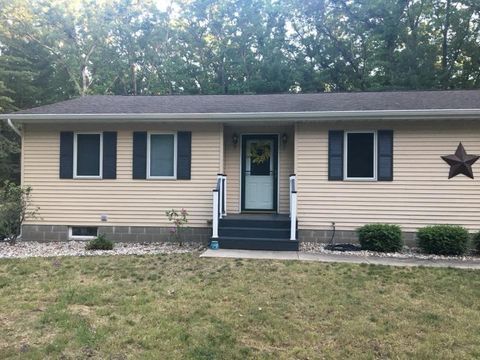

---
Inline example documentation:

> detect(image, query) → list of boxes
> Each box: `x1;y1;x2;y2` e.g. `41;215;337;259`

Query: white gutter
6;118;21;136
1;109;480;123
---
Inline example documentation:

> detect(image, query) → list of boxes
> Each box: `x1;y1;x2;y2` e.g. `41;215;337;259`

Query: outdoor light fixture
232;133;239;145
282;133;288;145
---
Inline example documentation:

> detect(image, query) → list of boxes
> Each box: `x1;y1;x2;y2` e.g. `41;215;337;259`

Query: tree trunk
131;64;137;95
81;65;88;96
80;44;96;96
441;0;451;88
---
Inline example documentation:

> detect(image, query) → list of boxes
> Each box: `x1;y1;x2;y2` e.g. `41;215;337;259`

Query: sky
155;0;176;11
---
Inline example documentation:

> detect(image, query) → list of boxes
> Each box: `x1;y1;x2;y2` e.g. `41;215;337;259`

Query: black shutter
59;131;74;179
328;130;344;180
378;130;393;181
132;132;147;179
103;132;117;179
177;131;192;180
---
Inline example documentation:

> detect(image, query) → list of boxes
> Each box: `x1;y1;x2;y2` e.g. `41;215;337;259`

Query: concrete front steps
214;214;298;251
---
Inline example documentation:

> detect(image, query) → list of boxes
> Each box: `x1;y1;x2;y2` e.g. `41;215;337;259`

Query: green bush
357;224;403;252
0;181;38;244
472;232;480;254
85;234;114;250
417;225;469;255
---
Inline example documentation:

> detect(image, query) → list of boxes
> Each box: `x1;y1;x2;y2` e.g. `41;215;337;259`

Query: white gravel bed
0;241;205;259
300;242;480;261
2;241;478;262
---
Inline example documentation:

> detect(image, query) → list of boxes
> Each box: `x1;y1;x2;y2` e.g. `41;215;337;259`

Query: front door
241;135;278;212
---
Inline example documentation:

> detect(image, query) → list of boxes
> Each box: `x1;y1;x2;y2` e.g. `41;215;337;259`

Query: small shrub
85;234;114;250
0;181;38;244
471;232;480;254
417;225;469;255
166;208;189;246
357;224;403;252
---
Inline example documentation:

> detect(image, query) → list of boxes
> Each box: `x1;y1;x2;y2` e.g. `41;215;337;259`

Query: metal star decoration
441;142;480;179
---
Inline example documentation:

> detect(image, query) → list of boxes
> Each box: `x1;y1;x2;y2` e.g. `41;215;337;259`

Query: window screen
76;134;101;176
150;134;175;177
346;133;374;178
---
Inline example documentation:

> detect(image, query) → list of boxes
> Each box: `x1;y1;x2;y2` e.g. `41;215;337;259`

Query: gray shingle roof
12;90;480;115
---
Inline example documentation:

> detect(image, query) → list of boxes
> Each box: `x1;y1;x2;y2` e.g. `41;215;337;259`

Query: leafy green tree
0;0;480;184
0;122;20;184
0;80;14;113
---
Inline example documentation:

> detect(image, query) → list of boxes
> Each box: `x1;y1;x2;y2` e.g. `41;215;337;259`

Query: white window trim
69;226;98;240
344;130;377;181
73;132;103;179
147;132;177;179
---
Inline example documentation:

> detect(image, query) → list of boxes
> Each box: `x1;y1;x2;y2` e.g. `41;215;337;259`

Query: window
69;226;98;240
147;133;177;178
344;131;376;180
74;133;102;178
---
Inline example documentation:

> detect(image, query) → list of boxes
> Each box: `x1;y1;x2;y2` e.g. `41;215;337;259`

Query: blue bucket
210;240;219;250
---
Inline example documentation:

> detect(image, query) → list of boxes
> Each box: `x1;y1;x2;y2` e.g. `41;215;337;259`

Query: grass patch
0;254;479;359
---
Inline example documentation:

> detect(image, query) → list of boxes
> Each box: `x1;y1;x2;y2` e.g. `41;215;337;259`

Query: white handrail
218;175;224;219
222;175;227;217
212;174;227;238
212;189;219;238
289;175;297;240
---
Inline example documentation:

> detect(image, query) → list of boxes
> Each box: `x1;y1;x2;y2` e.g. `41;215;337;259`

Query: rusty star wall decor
441;142;480;179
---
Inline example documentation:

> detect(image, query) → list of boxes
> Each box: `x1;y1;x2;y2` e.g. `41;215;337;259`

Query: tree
2;0;479;98
0;80;14;113
0;0;480;183
0;122;20;184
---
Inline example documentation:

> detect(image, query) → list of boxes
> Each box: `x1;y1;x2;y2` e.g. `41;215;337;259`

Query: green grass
0;254;479;359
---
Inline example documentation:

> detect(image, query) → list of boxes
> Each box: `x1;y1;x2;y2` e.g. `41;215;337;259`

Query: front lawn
0;254;479;359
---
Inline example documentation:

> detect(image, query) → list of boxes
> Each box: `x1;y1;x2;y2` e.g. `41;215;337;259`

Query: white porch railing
289;174;297;240
212;174;227;239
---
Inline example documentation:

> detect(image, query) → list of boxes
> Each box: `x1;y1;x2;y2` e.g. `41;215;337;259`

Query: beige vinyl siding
223;125;294;214
295;120;480;232
23;123;222;227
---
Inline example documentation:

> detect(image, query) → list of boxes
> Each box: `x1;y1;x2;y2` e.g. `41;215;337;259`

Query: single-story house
2;90;480;250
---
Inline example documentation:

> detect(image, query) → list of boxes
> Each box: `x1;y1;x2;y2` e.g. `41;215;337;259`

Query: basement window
69;226;98;240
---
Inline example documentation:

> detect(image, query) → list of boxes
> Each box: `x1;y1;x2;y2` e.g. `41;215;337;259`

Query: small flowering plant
165;208;189;246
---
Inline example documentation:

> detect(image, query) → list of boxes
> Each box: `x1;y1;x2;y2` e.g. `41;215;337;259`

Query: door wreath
249;142;271;164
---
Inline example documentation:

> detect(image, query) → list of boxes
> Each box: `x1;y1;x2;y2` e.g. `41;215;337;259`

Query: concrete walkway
200;249;480;270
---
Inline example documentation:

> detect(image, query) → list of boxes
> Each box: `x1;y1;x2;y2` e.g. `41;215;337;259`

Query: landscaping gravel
0;241;205;259
300;242;480;261
1;240;478;262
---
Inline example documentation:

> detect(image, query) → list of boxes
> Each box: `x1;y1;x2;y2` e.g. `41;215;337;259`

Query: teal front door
241;135;278;212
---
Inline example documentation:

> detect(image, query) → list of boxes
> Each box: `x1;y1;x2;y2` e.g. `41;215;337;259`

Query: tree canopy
1;0;480;182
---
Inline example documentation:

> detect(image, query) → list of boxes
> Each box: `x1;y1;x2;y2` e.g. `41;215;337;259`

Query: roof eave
2;109;480;122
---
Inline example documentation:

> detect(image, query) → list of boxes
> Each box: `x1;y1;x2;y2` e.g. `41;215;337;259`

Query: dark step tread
222;214;290;220
218;226;291;232
216;237;299;251
217;236;296;242
219;228;291;239
219;220;291;228
220;218;290;222
218;227;290;239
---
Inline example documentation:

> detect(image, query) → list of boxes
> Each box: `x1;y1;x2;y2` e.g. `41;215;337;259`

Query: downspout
7;118;21;137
